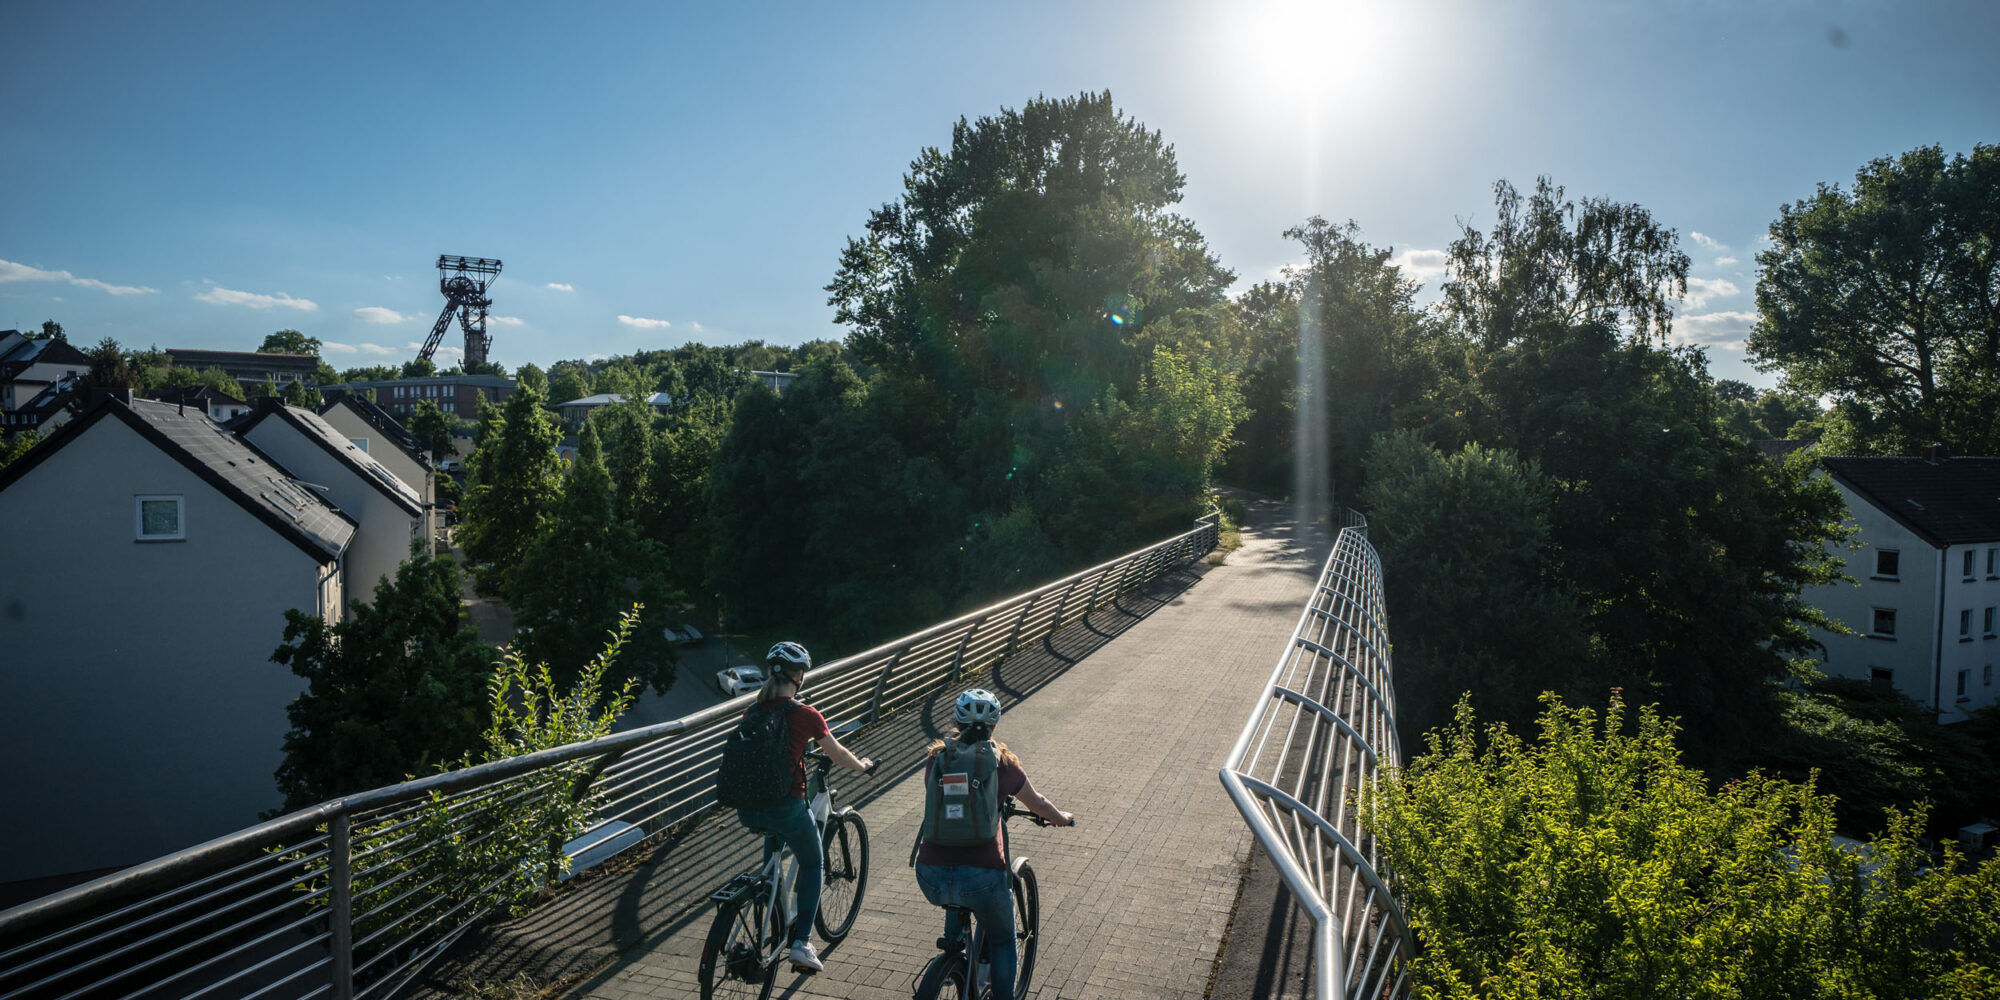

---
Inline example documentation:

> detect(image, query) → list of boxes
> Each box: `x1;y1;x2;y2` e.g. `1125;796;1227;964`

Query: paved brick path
406;495;1328;1000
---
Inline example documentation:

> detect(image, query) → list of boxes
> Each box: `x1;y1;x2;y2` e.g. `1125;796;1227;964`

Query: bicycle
699;722;874;1000
913;797;1067;1000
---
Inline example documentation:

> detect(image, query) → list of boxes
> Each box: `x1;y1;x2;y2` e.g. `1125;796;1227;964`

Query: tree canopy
1751;143;2000;456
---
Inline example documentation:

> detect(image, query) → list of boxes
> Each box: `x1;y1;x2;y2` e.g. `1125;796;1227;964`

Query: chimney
256;395;284;416
1922;442;1949;464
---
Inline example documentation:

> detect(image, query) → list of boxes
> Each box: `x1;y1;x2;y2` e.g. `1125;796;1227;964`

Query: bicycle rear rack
711;871;766;904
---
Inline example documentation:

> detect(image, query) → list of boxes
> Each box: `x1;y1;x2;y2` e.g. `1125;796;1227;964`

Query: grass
1206;496;1248;565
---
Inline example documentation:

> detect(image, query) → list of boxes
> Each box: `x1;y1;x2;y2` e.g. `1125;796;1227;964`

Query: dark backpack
715;700;799;809
920;738;1001;847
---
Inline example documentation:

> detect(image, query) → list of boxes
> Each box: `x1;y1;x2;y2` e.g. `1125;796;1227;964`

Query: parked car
715;665;764;697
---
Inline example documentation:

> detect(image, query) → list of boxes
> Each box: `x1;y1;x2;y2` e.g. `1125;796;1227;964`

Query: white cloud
1715;256;1739;267
546;282;574;292
487;315;524;326
323;341;401;355
406;341;464;358
1681;276;1741;309
1674;310;1759;351
1392;248;1451;284
1690;231;1725;251
196;282;317;311
0;257;157;295
618;314;671;329
354;306;408;324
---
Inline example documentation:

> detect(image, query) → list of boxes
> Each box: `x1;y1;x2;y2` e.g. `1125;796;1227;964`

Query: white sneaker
788;941;824;972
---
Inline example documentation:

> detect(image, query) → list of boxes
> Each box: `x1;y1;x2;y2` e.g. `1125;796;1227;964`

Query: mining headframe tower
421;255;502;370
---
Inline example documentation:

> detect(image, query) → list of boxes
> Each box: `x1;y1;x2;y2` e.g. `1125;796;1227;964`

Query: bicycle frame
923;800;1040;998
709;741;849;972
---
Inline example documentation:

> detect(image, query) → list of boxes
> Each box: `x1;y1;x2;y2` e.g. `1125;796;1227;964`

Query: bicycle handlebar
1002;797;1074;829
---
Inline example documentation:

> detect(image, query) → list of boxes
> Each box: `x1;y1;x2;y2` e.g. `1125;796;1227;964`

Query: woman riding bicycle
733;641;874;972
914;689;1074;1000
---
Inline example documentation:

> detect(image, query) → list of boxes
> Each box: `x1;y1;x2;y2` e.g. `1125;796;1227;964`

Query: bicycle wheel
815;810;870;941
698;894;780;1000
1010;863;1040;1000
914;951;971;1000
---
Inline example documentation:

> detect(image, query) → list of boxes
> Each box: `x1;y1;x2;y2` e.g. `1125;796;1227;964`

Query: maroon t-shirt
916;757;1027;871
742;698;831;799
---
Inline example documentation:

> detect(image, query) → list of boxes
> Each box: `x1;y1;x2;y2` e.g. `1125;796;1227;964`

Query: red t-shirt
773;699;831;798
916;757;1027;871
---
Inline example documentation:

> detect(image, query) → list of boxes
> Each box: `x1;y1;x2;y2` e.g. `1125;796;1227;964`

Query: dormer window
135;495;185;541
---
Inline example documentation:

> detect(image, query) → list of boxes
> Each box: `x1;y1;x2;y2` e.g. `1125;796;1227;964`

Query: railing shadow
394;561;1210;998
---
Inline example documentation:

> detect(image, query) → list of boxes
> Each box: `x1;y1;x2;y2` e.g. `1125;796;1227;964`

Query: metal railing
1218;510;1410;1000
0;514;1219;1000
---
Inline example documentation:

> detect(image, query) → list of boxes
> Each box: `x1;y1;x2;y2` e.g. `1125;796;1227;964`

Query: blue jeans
916;863;1015;999
736;798;821;945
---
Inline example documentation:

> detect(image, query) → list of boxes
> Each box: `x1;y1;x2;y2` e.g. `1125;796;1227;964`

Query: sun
1220;0;1407;113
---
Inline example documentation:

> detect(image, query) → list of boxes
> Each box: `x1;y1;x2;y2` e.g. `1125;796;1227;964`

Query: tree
1751;143;2000;456
0;432;38;471
514;362;549;400
1370;695;2000;1000
1443;177;1691;349
510;422;680;691
458;382;563;598
87;337;141;389
407;399;455;463
259;329;322;356
29;320;65;342
401;357;438;379
269;547;496;811
547;361;594;406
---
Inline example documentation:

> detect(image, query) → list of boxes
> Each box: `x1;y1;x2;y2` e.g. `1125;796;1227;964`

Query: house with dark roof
320;373;514;420
145;384;254;424
162;348;320;391
315;394;433;511
0;329;92;421
0;393;355;884
0;371;89;436
1807;449;2000;722
237;398;430;602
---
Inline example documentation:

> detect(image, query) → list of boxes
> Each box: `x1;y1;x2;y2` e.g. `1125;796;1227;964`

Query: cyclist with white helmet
914;689;1074;999
735;641;874;972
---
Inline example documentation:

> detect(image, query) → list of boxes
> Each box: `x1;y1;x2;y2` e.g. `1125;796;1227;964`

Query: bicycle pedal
790;962;820;975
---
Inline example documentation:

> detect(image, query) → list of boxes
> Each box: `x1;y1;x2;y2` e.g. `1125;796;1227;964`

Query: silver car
715;665;765;697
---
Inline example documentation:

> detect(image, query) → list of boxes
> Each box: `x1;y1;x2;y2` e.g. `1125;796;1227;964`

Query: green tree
401;357;437;379
407;399;455;463
0;432;38;471
510;422;679;691
1359;430;1588;738
1751;143;2000;456
157;364;247;400
547;361;594;406
259;329;322;356
1443;176;1691;349
514;362;549;399
458;382;563;598
1370;695;2000;1000
269;547;496;811
32;319;65;341
87;337;141;389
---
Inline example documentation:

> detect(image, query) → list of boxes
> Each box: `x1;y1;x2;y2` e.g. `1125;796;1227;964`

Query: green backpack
919;738;1001;848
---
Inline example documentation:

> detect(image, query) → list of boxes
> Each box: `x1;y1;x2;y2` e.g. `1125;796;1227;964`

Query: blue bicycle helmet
765;641;811;679
953;689;1002;727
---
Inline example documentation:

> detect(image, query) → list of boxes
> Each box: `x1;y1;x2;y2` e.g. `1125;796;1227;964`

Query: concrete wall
0;416;327;882
242;416;422;607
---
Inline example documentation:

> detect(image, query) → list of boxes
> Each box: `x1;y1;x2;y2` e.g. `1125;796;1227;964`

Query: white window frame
1870;607;1897;638
1873;549;1900;580
1964;549;1977;580
350;437;370;453
135;494;185;541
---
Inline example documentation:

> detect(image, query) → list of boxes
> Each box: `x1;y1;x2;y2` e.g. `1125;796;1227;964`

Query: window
350;437;370;453
1872;608;1897;637
1965;549;1977;579
1874;549;1900;578
1987;607;1996;637
1989;547;1998;577
1963;609;1975;640
135;495;184;541
1957;669;1969;699
1988;664;1995;687
1870;667;1895;688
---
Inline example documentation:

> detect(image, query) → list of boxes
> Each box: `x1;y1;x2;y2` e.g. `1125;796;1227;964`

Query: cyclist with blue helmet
914;689;1073;999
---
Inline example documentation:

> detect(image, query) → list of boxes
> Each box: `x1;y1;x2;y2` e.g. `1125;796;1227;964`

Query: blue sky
3;1;1995;389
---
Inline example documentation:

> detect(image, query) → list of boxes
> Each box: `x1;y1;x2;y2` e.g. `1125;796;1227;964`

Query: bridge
0;495;1402;1000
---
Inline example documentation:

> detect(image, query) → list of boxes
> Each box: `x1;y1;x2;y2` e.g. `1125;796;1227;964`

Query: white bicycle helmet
765;641;812;679
953;689;1002;727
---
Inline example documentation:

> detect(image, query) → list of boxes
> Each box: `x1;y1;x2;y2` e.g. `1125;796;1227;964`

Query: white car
716;665;765;697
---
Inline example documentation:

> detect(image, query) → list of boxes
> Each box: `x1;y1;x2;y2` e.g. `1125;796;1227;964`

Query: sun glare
1223;0;1406;113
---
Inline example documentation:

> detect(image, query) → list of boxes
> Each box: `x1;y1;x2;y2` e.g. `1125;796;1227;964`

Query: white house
0;393;355;885
1806;451;2000;722
0;330;91;417
316;394;433;506
556;391;674;429
237;399;430;603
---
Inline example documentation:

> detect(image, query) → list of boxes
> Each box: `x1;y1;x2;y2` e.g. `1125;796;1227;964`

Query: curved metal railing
1218;511;1410;1000
0;515;1218;1000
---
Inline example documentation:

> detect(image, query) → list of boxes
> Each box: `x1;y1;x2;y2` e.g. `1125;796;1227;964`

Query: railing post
1001;598;1031;658
330;812;354;1000
867;651;903;721
948;616;987;683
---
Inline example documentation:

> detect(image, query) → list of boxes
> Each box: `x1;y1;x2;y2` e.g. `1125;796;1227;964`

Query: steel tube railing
1;513;1218;1000
1218;513;1410;1000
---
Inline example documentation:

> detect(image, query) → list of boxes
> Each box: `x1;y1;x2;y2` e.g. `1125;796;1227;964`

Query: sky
3;0;1996;389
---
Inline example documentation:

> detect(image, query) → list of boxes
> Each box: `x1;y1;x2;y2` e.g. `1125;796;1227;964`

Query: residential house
316;394;433;507
751;370;797;394
0;329;92;420
1805;449;2000;722
237;398;429;602
0;393;354;884
164;348;321;392
145;384;254;424
1;372;89;437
